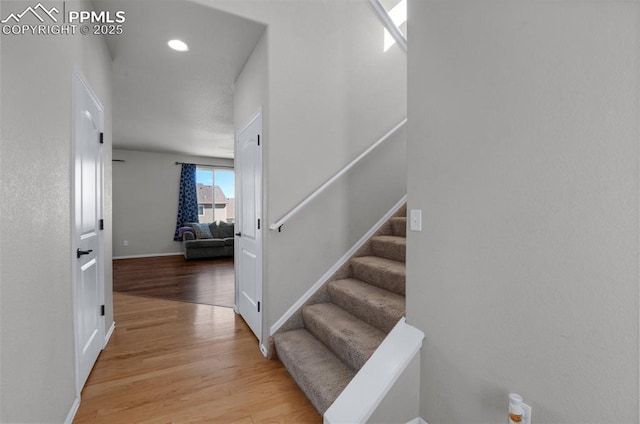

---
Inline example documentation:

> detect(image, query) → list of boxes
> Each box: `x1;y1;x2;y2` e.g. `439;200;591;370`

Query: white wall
234;29;267;133
367;355;420;424
199;0;407;345
407;1;639;423
0;1;113;421
112;149;233;258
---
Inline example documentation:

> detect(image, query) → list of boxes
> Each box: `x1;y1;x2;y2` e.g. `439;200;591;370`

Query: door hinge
99;219;104;230
257;134;260;146
100;305;105;316
257;218;260;230
99;132;104;144
257;301;260;313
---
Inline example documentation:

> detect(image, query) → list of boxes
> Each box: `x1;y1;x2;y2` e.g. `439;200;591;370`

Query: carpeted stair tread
274;329;356;415
274;206;408;416
328;278;405;334
302;303;386;371
390;216;407;237
371;235;406;263
350;256;406;295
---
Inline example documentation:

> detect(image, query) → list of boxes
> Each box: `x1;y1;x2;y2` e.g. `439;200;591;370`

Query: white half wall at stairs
270;195;408;336
323;318;425;424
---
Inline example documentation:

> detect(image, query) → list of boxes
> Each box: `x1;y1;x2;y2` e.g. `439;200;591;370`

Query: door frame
71;69;105;395
235;108;264;352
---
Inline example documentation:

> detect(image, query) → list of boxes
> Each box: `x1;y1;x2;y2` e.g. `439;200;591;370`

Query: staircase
273;206;407;415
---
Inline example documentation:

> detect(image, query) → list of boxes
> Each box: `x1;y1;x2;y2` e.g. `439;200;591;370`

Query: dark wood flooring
113;255;235;308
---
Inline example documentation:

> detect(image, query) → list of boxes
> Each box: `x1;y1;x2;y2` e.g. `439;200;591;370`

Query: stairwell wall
201;0;407;345
407;1;640;423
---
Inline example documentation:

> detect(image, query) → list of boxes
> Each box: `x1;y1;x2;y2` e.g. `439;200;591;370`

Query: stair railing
269;1;407;232
269;118;407;232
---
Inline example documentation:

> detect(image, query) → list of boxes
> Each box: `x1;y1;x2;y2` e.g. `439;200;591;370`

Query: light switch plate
409;209;422;232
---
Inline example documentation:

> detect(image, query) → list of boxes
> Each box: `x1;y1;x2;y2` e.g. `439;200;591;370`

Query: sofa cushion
218;221;235;239
190;223;213;239
223;238;234;247
208;221;219;239
185;238;225;248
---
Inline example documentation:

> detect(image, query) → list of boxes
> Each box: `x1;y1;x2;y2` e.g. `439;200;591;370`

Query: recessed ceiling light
168;39;189;52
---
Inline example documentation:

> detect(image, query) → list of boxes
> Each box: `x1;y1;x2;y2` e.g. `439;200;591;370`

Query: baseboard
104;321;115;348
64;396;81;424
113;252;183;260
270;194;407;336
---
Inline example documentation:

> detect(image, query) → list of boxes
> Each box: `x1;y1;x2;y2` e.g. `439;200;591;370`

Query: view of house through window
196;167;235;223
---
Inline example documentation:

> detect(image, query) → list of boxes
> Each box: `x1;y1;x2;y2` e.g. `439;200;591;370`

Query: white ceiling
94;0;266;159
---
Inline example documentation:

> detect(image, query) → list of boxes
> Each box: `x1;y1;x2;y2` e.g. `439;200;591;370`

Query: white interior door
73;72;104;391
236;111;263;341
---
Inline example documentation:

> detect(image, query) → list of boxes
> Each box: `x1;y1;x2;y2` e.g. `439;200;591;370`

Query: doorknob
77;249;93;258
235;232;242;237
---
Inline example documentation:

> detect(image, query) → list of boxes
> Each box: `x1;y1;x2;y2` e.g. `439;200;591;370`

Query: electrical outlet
123;240;129;246
522;402;532;424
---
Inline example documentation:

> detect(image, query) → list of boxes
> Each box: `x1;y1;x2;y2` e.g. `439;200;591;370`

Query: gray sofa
183;221;235;260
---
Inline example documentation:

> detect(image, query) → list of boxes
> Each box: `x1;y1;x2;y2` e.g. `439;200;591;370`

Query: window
382;0;407;52
196;167;235;223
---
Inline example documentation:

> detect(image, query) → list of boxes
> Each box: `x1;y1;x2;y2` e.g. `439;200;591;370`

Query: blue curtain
173;163;198;241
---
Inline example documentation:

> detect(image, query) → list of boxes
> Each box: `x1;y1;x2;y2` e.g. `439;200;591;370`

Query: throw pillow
177;226;195;239
191;223;213;239
209;221;220;239
217;221;234;239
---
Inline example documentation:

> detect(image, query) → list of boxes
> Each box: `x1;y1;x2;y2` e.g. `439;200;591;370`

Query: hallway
73;293;320;423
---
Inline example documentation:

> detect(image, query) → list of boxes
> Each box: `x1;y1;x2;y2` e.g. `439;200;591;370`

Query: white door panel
80;258;99;355
237;111;262;341
239;249;258;308
240;143;257;241
73;72;104;391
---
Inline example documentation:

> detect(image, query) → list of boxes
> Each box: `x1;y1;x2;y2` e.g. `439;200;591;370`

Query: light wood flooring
113;256;235;308
74;293;321;423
